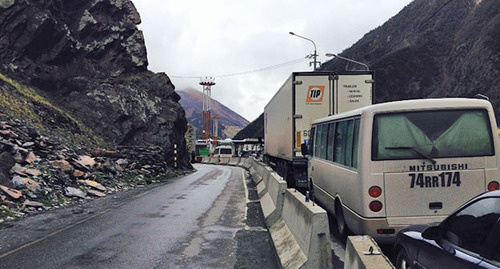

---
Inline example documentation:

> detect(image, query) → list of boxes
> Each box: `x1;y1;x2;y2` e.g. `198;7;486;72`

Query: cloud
132;0;412;121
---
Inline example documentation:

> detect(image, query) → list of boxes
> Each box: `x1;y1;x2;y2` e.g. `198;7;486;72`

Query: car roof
474;190;500;199
451;190;500;217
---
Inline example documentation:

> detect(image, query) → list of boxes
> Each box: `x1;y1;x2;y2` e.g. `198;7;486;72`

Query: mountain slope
0;0;191;168
239;0;499;138
321;0;499;122
233;113;264;140
178;88;249;139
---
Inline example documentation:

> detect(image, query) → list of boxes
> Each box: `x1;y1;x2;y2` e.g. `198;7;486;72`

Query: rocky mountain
321;0;500;123
0;0;193;220
0;0;190;167
178;88;249;139
237;0;499;139
233;113;263;140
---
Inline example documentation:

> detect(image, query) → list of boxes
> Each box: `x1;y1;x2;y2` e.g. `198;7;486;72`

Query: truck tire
284;167;295;188
283;171;293;188
308;178;315;202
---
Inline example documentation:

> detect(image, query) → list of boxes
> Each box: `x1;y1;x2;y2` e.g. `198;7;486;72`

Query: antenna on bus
472;94;489;101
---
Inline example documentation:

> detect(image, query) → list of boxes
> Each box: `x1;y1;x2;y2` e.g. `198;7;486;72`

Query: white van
307;98;500;243
215;145;234;158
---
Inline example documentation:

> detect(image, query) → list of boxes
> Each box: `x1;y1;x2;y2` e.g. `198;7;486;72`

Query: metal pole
325;53;369;71
290;32;318;70
174;143;178;169
313;49;317;70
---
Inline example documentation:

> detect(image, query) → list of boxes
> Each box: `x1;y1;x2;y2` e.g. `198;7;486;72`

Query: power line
418;0;455;30
169;56;309;79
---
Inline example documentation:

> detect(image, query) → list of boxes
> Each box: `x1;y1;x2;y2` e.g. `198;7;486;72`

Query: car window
493;235;500;264
482;215;500;265
442;197;500;255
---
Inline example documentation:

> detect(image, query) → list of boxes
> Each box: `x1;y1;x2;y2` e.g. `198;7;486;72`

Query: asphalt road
0;164;278;268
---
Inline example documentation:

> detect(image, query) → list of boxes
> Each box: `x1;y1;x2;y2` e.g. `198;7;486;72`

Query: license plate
409;172;461;188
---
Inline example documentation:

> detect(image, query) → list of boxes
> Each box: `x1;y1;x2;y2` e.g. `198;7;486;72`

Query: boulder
65;187;86;199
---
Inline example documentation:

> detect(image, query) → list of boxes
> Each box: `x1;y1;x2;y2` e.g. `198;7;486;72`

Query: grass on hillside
0;73;105;147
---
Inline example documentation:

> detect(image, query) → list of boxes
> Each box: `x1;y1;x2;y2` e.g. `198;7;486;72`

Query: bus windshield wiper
385;146;436;164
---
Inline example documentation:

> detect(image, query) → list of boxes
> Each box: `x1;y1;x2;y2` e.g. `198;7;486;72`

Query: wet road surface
0;164;277;268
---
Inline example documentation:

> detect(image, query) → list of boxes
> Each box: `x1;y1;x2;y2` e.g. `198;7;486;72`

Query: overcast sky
131;0;413;122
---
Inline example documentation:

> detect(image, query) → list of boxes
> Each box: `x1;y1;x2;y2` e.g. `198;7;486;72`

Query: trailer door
335;74;373;114
294;75;331;157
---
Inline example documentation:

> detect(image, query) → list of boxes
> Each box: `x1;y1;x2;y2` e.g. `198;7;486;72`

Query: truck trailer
264;71;374;187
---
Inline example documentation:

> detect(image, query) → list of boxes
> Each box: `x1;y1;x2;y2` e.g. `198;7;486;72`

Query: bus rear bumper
342;206;442;244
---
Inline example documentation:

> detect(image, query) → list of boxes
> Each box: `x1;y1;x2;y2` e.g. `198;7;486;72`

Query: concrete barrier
270;189;332;269
256;166;274;198
241;157;253;169
249;162;257;179
219;157;231;165
209;157;218;164
260;171;287;227
249;160;264;184
229;157;239;166
198;155;389;269
344;236;394;269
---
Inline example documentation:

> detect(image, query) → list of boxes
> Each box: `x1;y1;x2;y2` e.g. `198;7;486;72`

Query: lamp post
289;32;319;70
325;53;369;71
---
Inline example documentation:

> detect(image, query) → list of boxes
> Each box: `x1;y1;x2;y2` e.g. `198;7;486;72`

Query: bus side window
314;125;322;157
352;119;361;168
345;120;355;167
327;122;335;161
334;121;347;164
319;124;328;159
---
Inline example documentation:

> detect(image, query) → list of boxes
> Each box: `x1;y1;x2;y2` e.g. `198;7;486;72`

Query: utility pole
200;77;216;141
290;32;319;70
213;115;220;146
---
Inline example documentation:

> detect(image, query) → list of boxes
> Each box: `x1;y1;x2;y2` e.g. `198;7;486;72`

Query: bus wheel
335;201;349;238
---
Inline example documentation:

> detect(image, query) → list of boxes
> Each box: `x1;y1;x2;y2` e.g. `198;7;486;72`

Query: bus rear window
372;109;494;160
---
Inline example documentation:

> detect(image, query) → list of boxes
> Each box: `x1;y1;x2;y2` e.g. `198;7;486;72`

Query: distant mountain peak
178;89;249;139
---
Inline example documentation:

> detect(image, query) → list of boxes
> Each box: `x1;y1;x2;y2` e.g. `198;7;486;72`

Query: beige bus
307;98;500;243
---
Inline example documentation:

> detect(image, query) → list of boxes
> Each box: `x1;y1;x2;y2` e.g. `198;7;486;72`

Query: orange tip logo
307;86;325;103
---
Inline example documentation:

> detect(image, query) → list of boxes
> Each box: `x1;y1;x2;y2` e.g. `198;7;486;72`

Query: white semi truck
264;71;374;188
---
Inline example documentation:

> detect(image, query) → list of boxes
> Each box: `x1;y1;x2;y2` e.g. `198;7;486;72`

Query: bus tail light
369;186;382;198
488;181;499;191
369;201;383;212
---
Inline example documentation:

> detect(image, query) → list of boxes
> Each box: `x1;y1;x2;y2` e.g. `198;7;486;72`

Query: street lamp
325;53;369;71
289;32;319;70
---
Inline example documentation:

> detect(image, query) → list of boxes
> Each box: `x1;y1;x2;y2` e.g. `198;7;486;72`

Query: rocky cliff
233;113;263;140
0;0;190;168
321;0;499;122
0;0;192;221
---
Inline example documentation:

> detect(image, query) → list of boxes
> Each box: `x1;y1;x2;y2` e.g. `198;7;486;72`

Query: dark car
394;190;500;269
